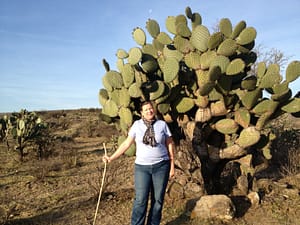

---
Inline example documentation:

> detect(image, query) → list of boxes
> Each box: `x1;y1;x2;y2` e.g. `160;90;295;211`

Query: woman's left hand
169;165;175;179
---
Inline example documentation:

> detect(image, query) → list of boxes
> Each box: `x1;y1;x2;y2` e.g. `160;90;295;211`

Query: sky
0;0;299;113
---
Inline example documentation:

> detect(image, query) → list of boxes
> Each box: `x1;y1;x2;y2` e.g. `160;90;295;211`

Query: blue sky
0;0;299;112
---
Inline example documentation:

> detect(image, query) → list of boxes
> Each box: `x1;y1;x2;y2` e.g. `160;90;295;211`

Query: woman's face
141;103;155;120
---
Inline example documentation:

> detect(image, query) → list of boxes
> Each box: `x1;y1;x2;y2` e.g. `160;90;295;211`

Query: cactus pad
104;70;124;89
241;75;257;90
148;80;166;100
195;95;209;108
259;64;281;88
236;27;257;45
128;83;142;98
111;88;131;108
163;45;183;61
231;20;246;39
271;88;292;102
191;12;202;28
132;27;146;46
175;97;195;113
157;103;170;114
118;135;136;156
190;25;210;52
199;81;216;96
121;63;135;88
165;16;177;35
102;99;118;117
184;52;201;70
208;66;222;81
157;32;173;45
234;108;251;128
200;50;217;69
285;60;300;83
163;57;179;83
241;88;262;109
219;18;232;38
152;38;164;51
142;44;158;58
215;118;239;134
208;32;223;50
116;49;129;59
211;55;230;74
195;107;212;122
219;144;246;159
128;47;142;65
226;58;245;75
146;19;160;38
185;6;193;19
176;21;191;37
141;54;158;73
174;35;194;54
281;98;300;113
236;126;260;148
252;99;279;115
217;39;238;57
210;100;227;116
98;89;109;107
119;107;133;127
257;61;267;79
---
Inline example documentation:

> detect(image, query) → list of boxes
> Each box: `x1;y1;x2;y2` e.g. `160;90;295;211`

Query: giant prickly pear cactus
98;7;300;193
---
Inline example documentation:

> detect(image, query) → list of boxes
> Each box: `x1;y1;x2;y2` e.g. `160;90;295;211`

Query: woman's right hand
102;155;111;163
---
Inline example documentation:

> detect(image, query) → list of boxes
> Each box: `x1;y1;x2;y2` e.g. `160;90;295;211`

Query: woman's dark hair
140;101;153;112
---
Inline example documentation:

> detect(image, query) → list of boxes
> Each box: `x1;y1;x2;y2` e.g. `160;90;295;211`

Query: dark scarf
142;118;157;147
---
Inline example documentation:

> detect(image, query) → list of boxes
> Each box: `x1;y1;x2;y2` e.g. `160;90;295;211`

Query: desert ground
0;108;299;225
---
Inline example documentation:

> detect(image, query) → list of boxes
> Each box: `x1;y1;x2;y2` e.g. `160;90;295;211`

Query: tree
252;44;291;74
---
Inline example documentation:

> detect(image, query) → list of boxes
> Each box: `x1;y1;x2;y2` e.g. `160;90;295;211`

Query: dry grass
0;109;299;225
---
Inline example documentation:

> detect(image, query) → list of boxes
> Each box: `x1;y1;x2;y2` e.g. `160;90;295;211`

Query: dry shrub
269;116;300;176
88;144;135;200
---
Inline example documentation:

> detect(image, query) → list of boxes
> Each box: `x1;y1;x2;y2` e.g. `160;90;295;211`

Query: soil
0;108;299;225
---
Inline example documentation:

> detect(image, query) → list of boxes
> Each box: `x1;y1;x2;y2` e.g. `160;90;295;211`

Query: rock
175;143;201;173
0;206;7;224
254;178;273;193
191;194;236;220
235;154;255;176
247;191;260;207
191;168;203;184
184;182;204;198
167;181;184;199
282;188;300;198
236;175;249;195
174;170;189;186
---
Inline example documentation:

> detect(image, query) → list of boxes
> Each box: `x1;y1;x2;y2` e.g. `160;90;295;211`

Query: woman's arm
103;135;135;163
166;136;175;178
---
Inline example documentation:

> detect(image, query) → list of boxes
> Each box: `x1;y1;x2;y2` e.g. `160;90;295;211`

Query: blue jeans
131;160;170;225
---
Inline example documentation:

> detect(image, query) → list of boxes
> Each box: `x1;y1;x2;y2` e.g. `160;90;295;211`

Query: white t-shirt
128;119;172;165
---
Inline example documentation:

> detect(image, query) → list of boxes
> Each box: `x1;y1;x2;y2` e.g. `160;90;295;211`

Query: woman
103;101;175;225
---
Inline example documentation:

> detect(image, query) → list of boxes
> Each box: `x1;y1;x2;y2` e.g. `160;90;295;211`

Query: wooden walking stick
93;142;107;225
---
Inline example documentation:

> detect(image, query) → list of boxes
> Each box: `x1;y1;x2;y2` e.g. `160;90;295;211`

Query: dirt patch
0;109;299;225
